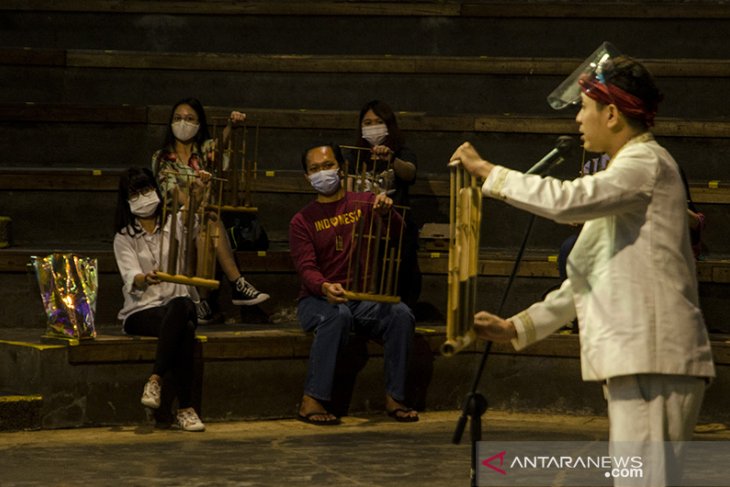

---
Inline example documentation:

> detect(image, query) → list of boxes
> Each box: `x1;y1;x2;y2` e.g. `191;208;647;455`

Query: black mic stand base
453;391;488;487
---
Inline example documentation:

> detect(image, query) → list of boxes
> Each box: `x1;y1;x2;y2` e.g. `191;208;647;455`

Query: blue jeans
297;297;415;403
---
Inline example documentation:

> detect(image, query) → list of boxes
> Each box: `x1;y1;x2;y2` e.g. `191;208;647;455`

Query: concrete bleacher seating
1;162;729;330
1;0;728;429
3;324;729;430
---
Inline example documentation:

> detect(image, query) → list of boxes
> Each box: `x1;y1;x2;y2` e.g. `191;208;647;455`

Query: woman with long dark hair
152;98;269;323
114;167;205;431
351;100;422;307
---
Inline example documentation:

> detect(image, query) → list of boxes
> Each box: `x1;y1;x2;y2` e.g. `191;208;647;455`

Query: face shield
547;42;622;110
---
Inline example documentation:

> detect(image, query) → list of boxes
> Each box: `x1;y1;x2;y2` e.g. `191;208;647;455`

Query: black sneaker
196;300;214;325
231;277;270;306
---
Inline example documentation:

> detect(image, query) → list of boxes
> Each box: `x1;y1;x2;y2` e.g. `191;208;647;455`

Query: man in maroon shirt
289;143;418;425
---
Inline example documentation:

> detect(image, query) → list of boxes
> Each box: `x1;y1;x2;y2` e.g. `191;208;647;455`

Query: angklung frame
156;170;221;290
210;118;259;214
338;145;408;304
342;196;407;305
341;144;396;196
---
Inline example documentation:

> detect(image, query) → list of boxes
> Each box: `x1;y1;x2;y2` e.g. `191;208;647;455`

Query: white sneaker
141;379;161;409
176;408;205;432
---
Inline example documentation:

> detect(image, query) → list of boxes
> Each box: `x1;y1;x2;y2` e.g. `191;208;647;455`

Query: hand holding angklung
198;170;212;184
229;110;247;124
373;193;393;214
473;311;517;342
450;142;494;179
322;282;347;304
371;145;393;161
136;271;160;289
146;271;161;286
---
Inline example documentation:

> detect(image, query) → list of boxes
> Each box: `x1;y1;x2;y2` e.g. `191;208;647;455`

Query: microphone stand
452;146;570;486
453;213;536;487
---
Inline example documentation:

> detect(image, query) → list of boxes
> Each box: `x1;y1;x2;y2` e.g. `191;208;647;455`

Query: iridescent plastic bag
32;253;98;340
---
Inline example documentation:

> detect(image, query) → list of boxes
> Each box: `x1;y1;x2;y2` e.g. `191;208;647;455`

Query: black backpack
226;214;269;251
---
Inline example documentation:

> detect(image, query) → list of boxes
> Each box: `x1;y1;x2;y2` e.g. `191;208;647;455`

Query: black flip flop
387;407;419;423
297;411;341;426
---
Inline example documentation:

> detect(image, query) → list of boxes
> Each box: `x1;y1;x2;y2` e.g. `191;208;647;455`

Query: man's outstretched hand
474;311;517;342
449;142;494;180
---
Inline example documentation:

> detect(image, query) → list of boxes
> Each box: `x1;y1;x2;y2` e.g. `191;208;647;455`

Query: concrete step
1;104;728;182
1;164;729;251
0;395;43;431
2;50;729;117
2;325;729;429
1;2;728;59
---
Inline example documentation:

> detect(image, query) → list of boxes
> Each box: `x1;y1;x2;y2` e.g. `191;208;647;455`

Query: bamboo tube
392;207;406;298
184;190;197;276
231;126;242;206
378;210;393;294
441;162;482;357
361;199;377;293
156;272;220;289
348;205;367;291
167;190;180;274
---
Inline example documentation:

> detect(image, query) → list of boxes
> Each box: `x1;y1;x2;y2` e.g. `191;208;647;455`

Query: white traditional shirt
482;133;715;381
113;213;198;325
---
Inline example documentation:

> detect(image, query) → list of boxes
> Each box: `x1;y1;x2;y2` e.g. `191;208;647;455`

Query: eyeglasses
129;188;155;202
307;161;338;174
172;114;199;123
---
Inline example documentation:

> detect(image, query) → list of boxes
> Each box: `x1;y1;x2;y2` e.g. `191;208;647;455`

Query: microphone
525;136;575;175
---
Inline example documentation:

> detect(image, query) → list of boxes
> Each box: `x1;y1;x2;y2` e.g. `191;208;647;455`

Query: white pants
603;374;706;487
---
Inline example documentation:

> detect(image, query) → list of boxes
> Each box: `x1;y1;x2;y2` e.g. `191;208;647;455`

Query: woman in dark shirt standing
351;100;421;307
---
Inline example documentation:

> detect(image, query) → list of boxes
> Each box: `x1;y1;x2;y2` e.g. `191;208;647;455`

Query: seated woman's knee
168;296;197;327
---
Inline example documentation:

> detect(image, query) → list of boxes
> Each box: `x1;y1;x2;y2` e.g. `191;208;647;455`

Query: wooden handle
156;271;220;290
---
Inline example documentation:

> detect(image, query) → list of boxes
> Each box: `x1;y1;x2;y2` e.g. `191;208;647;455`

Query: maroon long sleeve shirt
289;192;403;300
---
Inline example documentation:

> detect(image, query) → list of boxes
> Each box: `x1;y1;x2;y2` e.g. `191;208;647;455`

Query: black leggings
123;296;197;408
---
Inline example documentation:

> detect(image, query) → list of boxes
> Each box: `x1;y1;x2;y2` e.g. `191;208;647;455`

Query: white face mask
129;191;160;218
308;169;341;196
361;124;388;146
171;120;200;141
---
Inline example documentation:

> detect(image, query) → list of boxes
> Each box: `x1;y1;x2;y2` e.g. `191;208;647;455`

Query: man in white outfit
451;51;715;486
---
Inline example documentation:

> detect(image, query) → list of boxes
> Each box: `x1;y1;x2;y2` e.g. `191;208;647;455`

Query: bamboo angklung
155;171;220;290
210;117;258;214
342;198;407;304
340;145;392;194
339;146;408;304
441;162;482;357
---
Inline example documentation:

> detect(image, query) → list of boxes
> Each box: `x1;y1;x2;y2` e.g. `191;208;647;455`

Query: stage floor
1;410;728;486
